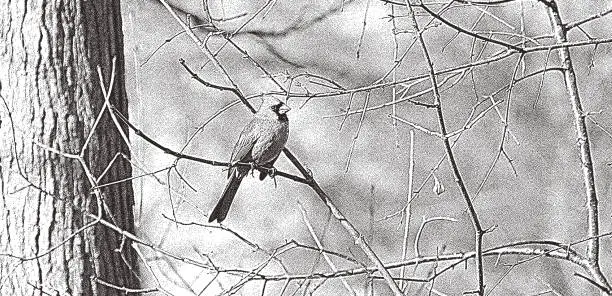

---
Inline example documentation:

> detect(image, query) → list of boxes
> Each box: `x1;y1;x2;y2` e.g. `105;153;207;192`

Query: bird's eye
270;105;279;112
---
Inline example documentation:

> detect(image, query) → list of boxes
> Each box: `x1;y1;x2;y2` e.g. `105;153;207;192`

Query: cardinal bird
208;96;290;223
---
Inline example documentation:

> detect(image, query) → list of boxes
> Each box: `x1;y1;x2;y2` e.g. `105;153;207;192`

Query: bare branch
546;0;610;291
403;0;486;293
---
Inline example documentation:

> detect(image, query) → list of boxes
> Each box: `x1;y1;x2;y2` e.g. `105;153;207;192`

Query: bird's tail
209;170;244;222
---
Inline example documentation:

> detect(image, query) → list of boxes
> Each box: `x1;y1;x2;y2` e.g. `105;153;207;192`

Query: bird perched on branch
208;96;290;223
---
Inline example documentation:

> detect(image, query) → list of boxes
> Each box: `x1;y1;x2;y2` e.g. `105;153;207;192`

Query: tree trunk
0;1;138;295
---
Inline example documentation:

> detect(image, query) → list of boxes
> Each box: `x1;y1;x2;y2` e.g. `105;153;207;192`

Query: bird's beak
278;104;291;114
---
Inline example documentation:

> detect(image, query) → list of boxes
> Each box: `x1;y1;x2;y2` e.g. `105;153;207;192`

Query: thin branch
546;0;610;291
254;239;594;281
415;2;524;52
404;0;485;294
260;36;612;101
96;278;158;294
574;272;611;294
566;7;612;29
399;130;415;291
356;0;371;58
345;92;371;172
133;243;174;296
298;202;356;296
157;1;234;84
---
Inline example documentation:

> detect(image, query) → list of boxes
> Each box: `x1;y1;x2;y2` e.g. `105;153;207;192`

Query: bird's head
259;96;290;121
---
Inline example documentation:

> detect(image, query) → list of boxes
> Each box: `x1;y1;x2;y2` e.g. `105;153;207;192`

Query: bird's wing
230;117;259;165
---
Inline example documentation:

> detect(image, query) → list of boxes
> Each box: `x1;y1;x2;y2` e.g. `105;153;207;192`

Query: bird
208;96;290;223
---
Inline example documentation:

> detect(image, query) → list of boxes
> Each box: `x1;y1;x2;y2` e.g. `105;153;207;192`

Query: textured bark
0;1;138;295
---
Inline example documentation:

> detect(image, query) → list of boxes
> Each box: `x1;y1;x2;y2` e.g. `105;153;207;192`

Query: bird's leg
249;162;256;177
268;167;278;188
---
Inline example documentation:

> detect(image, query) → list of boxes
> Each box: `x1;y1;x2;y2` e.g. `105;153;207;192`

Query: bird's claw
249;162;256;176
268;167;277;178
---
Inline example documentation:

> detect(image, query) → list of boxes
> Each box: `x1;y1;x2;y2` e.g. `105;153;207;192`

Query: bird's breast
251;119;289;165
